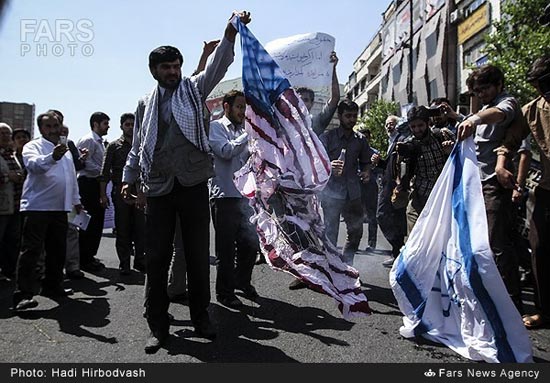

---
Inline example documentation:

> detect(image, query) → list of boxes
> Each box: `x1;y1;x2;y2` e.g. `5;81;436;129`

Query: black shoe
119;268;131;276
169;293;189;304
288;279;307;290
41;287;74;298
81;262;104;272
255;255;266;265
144;331;167;354
237;285;259;300
217;295;243;309
133;263;146;273
14;298;38;311
66;270;84;279
194;320;217;340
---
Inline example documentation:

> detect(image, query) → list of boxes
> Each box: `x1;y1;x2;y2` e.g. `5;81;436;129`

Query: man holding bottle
318;99;373;265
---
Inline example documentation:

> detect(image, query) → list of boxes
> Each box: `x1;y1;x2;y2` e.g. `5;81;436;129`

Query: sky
0;0;391;142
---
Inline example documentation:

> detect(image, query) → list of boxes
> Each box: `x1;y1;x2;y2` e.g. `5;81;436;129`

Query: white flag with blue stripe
389;138;533;363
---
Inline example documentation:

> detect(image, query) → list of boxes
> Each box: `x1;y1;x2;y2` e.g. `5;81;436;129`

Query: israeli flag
389;138;533;363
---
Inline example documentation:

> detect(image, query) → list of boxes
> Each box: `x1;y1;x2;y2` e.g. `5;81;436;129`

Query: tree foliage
483;0;550;105
357;98;399;153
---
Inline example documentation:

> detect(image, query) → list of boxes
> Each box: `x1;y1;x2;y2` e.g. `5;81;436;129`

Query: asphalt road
0;222;549;364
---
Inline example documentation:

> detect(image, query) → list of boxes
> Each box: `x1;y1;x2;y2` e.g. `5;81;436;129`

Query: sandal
522;314;547;329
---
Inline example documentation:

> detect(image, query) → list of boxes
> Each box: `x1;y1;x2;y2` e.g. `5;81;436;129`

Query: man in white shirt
13;111;82;311
209;90;259;309
77;112;110;271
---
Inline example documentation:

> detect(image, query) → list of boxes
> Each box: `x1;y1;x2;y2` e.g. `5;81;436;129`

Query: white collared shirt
77;130;105;178
20;137;80;212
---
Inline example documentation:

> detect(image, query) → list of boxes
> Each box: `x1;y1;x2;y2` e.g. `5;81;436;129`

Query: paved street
0;222;549;364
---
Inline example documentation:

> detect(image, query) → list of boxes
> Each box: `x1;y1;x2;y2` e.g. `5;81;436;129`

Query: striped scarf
232;18;371;319
139;78;209;187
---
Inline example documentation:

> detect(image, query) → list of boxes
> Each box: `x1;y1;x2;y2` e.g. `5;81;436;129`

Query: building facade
346;0;505;116
345;32;382;117
0;102;35;138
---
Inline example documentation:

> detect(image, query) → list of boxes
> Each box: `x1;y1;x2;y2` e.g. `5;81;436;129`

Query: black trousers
14;211;67;299
482;177;521;308
0;212;22;276
112;186;145;270
78;177;105;265
211;198;258;299
530;187;550;318
144;181;211;336
321;196;364;264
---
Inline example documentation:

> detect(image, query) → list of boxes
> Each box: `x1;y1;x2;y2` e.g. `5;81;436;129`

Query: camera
425;105;443;117
395;140;420;158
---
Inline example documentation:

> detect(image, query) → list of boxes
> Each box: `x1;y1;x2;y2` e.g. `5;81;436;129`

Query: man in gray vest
122;10;252;354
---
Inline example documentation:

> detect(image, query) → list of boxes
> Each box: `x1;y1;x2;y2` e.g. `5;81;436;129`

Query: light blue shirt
209;115;249;198
77;130;105;178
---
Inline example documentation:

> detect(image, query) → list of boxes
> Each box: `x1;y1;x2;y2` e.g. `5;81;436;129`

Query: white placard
265;32;335;91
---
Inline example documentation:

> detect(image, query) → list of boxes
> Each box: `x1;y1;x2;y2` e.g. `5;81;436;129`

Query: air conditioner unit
450;9;464;24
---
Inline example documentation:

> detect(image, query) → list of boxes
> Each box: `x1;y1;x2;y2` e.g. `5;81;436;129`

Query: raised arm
328;51;340;110
192;40;220;76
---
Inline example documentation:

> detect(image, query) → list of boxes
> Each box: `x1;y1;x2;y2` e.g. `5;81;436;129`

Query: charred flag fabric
389;138;533;363
231;18;371;319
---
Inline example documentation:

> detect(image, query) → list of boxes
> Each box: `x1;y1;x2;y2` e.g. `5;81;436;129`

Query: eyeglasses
472;84;493;95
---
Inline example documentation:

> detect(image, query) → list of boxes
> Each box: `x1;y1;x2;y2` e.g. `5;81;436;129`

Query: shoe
41;287;74;298
169;293;189;304
194;320;217;340
522;314;548;329
66;270;84;279
14;298;38;311
81;261;104;272
288;279;307;290
144;331;167;354
237;285;259;300
382;257;395;268
255;254;266;264
142;311;174;322
0;272;8;282
133;263;146;273
217;295;243;309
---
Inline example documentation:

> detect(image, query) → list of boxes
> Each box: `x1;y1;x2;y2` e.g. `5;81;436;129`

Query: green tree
483;0;550;105
357;99;399;153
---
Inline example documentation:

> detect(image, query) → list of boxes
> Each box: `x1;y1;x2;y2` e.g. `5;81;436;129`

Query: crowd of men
1;9;549;355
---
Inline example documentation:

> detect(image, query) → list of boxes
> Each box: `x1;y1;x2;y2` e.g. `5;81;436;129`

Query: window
426;31;437;59
392;61;402;85
412;44;419;72
429;79;438;100
381;72;389;95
